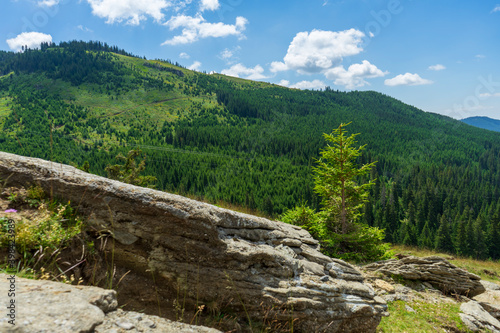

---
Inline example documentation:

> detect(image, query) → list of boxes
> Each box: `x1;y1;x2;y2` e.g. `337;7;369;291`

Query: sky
2;0;500;120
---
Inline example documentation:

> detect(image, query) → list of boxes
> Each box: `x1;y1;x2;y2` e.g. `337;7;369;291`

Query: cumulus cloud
325;60;387;89
270;29;365;74
188;61;202;71
277;80;290;87
163;14;248;45
428;64;445;71
290;80;326;90
6;32;52;52
270;61;289;73
221;63;267;80
200;0;219;11
179;52;190;59
86;0;169;25
38;0;59;7
384;73;433;86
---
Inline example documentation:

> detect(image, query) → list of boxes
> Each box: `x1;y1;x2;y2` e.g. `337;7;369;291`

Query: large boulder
0;151;387;332
0;273;221;333
460;301;500;332
474;289;500;320
364;256;485;297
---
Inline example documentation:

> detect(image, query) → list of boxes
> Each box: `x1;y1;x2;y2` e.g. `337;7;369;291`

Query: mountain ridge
461;116;500;132
0;41;499;260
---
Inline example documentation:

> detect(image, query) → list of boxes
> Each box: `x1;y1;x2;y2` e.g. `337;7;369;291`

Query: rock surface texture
364;256;485;297
0;273;222;333
0;152;387;332
474;289;500;320
460;301;500;332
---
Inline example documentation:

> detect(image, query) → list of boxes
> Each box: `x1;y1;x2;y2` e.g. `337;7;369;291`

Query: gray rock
0;151;387;333
405;304;416;313
474;290;500;320
0;273;114;333
460;301;500;332
0;273;221;333
364;256;485;297
481;280;500;291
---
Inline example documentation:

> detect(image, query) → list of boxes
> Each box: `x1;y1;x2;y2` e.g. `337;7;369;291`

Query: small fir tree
313;122;376;234
105;149;157;188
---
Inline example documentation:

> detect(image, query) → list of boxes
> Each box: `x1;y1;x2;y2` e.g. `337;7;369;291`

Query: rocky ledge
0;151;387;332
0;273;221;333
364;255;485;297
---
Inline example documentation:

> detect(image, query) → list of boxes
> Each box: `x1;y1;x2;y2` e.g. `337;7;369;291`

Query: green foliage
0;202;83;252
0;41;499;261
105;149;157;188
313;123;376;234
283;124;391;262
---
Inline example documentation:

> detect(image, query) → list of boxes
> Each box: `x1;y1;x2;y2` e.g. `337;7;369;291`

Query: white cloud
384;73;433;86
476;54;486;59
86;0;169;25
428;64;445;71
38;0;59;7
221;63;267;80
77;25;93;32
220;49;233;59
325;60;387;89
179;52;190;59
492;5;500;12
271;29;365;74
200;0;219;11
270;61;289;73
479;92;500;98
277;80;290;87
163;14;248;45
290;80;326;90
188;61;202;71
6;32;52;52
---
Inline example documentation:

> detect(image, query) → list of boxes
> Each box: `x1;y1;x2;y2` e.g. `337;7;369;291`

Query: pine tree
435;214;454;253
472;216;488;260
455;220;467;256
419;221;433;249
313;122;376;234
487;207;500;259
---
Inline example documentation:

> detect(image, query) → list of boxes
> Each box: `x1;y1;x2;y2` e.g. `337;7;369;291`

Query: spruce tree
435;214;454;253
487;207;500;259
313;123;376;234
455;220;467;256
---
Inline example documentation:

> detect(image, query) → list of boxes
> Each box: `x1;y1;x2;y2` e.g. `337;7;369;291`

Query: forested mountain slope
462;116;500;132
0;41;499;259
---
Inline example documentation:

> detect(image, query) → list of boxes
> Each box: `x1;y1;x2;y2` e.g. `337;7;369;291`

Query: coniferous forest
0;41;499;260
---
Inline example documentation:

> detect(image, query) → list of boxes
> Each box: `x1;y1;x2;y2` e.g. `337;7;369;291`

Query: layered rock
364;256;485;297
0;273;221;333
0;151;387;332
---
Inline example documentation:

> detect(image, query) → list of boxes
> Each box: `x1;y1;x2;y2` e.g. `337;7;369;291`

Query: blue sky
2;0;500;120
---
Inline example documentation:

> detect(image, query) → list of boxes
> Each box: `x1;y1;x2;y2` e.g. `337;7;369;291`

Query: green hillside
0;41;499;260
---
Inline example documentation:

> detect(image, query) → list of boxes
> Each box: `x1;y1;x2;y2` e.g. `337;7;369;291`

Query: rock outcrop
0;151;387;332
0;273;222;333
459;301;500;332
474;289;500;320
364;256;485;297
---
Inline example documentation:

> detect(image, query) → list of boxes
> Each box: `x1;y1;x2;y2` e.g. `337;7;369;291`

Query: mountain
461;116;500;132
0;41;499;259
